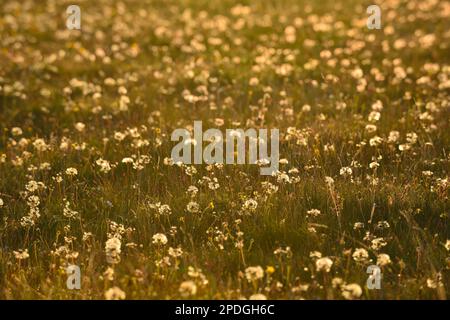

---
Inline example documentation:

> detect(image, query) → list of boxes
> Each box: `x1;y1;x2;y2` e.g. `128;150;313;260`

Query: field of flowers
0;0;449;299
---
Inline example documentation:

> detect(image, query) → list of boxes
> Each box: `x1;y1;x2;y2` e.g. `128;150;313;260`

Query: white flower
105;237;121;264
63;201;79;218
179;280;197;297
168;247;183;258
371;238;387;251
186;186;199;198
152;233;168;245
186;201;200;213
307;209;321;217
388;131;400;143
377;253;391;266
65;167;78;176
13;249;29;260
96;158;112;173
11;127;23;136
309;251;322;259
104;286;126;300
351;68;363;79
339;167;352;177
368;111;381;122
121;157;134;164
341;283;362;300
371;100;383;111
33;138;49;152
369;136;383;147
444;240;450;251
242;199;258;213
163;157;174;166
365;124;377;133
74;122;85;132
352;248;369;263
245;266;264;282
249;293;267;300
315;257;333;272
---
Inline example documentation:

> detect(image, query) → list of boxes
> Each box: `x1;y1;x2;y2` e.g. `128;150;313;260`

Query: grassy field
0;0;449;299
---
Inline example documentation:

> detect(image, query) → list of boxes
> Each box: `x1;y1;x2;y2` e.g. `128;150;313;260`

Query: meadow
0;0;449;299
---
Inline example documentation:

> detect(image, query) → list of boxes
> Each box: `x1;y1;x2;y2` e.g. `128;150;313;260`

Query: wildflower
186;201;200;213
63;201;79;218
307;209;321;217
33;138;49;152
352;248;369;263
242;199;258;213
65;167;78;176
0;198;3;207
104;287;126;300
245;266;264;282
152;233;168;245
444;240;450;251
427;273;444;289
104;77;116;86
386;131;400;144
315;257;333;272
149;202;172;216
365;124;377;133
114;132;126;141
179;281;197;297
103;267;115;281
163;157;174;166
302;104;311;112
186;186;199;198
276;171;291;184
105;237;121;264
82;232;93;242
309;251;322;259
121;157;134;164
184;166;197;176
339;167;352;177
351;68;364;79
96;158;112;173
406;132;418;144
13;249;29;260
371;238;387;251
26;180;40;192
369;136;383;147
168;247;183;258
11;127;23;136
353;222;364;230
74;122;85;132
249;77;259;86
422;171;433;177
371;100;383;111
249;293;267;300
332;277;344;288
377;253;392;267
266;266;275;275
342;283;362;300
399;144;411;152
368;111;381;122
261;182;278;195
376;221;390;230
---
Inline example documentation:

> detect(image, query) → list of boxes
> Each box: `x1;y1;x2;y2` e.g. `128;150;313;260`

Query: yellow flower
266;266;275;275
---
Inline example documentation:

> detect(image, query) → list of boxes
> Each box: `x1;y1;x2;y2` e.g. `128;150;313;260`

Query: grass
0;0;448;299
